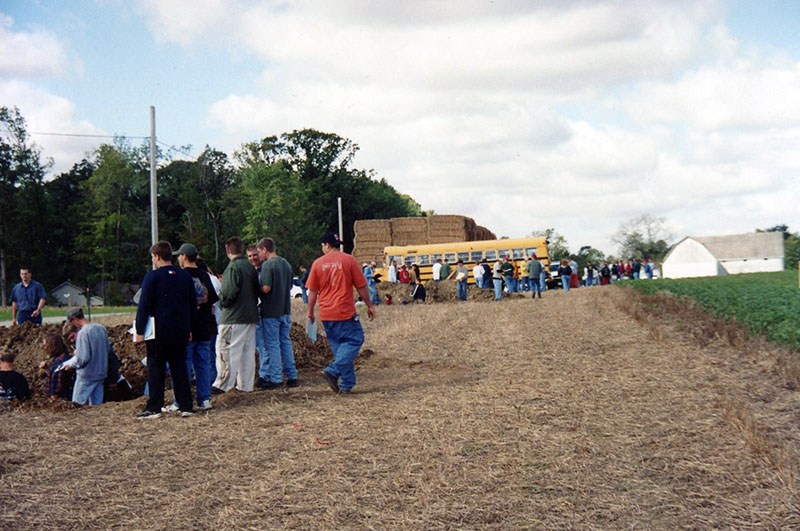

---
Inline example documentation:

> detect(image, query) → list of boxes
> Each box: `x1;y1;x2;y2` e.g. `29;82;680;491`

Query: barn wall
721;258;784;275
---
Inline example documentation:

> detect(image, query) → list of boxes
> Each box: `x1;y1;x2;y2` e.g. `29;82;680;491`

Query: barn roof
693;232;784;261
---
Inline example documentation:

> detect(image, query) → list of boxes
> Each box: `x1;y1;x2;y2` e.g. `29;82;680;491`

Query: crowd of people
1;231;376;414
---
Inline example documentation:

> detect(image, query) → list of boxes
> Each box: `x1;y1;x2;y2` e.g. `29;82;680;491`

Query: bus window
498;249;510;259
444;253;456;263
457;251;469;263
484;250;496;260
525;247;537;258
431;253;442;263
418;255;430;265
512;248;524;259
404;255;415;266
388;255;400;265
471;250;483;262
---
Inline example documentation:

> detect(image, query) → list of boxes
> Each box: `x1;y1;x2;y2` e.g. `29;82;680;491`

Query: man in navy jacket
135;241;198;419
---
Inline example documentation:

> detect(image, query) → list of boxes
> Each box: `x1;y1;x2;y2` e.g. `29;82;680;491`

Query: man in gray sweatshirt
62;307;109;405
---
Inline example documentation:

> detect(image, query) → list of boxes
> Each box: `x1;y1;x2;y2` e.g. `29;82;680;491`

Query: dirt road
2;287;799;528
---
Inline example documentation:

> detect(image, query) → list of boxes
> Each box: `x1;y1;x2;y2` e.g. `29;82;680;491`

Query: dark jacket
136;265;197;341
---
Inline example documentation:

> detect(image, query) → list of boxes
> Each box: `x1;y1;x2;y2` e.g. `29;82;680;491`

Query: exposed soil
3;287;800;528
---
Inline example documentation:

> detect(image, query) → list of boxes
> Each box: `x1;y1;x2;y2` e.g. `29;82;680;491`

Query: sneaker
322;370;340;393
286;379;299;388
180;410;196;418
255;377;268;387
257;380;282;390
199;399;212;411
136;410;162;419
161;403;179;413
210;386;224;395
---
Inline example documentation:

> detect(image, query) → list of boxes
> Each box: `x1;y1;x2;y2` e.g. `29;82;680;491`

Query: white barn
662;232;785;279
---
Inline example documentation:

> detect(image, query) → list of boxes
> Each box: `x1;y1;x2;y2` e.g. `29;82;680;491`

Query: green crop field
629;270;800;350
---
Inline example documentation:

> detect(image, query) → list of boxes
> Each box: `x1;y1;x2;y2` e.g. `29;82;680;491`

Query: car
546;264;561;290
291;277;303;299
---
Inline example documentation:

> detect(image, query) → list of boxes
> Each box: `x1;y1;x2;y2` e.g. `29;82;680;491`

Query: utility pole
149;106;158;247
337;197;344;252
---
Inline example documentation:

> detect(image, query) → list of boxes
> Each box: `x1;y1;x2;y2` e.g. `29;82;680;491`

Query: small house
51;281;104;307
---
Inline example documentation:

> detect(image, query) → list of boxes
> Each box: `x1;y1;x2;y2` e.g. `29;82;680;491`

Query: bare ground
2;286;800;529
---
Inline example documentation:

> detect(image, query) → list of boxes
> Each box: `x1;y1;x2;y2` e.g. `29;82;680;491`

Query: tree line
0;106;422;305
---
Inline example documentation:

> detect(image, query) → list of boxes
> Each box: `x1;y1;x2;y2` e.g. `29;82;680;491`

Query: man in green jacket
212;236;259;393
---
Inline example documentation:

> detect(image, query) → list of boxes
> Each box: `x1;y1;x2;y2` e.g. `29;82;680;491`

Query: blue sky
2;1;800;254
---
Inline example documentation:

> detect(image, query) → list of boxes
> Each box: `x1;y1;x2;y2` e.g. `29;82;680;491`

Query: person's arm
32;297;45;317
355;284;376;321
220;264;242;308
11;301;18;326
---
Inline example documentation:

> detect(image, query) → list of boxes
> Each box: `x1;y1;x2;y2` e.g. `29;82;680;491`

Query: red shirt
306;251;366;321
398;269;410;283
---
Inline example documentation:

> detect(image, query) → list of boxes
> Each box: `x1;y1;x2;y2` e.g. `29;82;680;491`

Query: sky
2;0;800;255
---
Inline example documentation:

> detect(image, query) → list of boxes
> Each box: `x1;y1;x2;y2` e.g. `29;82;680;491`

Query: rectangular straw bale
391;217;429;232
427;215;467;231
392;229;429;246
354;219;392;240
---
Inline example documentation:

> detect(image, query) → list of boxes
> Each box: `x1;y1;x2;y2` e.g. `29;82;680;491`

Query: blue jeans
529;278;541;298
457;280;467;301
504;276;514;294
633;272;640;279
540;271;547;292
493;278;502;300
520;277;529;291
301;287;308;304
255;320;270;381
16;310;42;325
260;314;298;384
561;276;570;291
322;315;364;392
72;378;104;405
368;279;379;305
185;340;212;404
209;335;218;385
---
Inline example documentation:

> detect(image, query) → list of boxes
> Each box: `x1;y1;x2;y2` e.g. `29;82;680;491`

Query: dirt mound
377;280;526;303
1;320;336;409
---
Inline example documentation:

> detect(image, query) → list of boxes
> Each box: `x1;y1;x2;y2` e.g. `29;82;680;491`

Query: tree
612;215;672;262
530;228;570;262
758;224;800;269
0;106;51;305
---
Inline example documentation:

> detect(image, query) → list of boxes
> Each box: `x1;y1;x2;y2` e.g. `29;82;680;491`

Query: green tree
785;233;800;270
240;162;321;269
0;106;51;305
530;228;570;262
612;215;671;262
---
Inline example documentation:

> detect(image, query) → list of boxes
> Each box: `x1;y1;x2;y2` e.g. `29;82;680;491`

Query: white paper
306;317;317;342
130;317;156;342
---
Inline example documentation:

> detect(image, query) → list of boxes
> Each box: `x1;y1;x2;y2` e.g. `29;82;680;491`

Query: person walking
527;254;542;299
212;237;259;394
559;259;572;291
135;241;197;418
256;237;299;390
307;232;375;394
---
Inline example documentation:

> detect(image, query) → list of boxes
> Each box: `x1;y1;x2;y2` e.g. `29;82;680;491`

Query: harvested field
3;287;800;528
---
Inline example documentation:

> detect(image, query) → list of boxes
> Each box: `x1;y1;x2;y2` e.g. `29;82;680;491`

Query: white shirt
472;264;484;279
432;262;442;280
388;264;397;283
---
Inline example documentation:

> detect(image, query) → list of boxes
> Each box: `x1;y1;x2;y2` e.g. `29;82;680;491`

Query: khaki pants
213;323;257;392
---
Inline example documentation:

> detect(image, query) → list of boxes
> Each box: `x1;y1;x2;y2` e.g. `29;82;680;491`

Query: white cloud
0;81;106;175
0;13;75;78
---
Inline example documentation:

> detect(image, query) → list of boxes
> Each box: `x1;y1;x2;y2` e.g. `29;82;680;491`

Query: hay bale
354;219;392;241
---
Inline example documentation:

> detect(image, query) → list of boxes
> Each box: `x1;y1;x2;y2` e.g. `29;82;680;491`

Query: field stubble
2;287;800;529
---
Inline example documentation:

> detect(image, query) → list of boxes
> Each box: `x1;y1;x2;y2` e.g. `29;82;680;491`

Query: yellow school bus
376;237;549;284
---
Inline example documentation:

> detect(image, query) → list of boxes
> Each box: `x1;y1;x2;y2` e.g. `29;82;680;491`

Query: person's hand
134;334;145;344
366;306;376;321
39;360;47;369
32;309;41;317
307;312;315;324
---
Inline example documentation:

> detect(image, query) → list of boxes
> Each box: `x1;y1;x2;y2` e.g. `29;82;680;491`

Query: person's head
62;321;79;346
457;260;463;266
300;265;307;272
320;231;340;253
43;333;68;358
150;241;173;266
247;245;262;267
561;258;569;266
257;237;276;261
384;294;392;302
531;253;537;260
19;268;32;284
371;261;377;268
66;307;87;328
437;259;442;264
391;260;397;266
175;243;199;267
226;237;245;258
0;351;15;370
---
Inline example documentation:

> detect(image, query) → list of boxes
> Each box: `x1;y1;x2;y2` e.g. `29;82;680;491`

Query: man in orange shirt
306;232;375;393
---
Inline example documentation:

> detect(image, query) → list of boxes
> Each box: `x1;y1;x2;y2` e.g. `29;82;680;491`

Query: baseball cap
66;307;84;321
321;232;341;246
175;243;199;260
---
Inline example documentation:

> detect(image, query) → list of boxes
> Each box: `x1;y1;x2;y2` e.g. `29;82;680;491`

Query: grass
0;305;136;321
628;270;800;350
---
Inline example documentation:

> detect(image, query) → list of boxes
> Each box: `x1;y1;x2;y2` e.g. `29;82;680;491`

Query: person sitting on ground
0;351;31;402
411;280;426;303
38;333;75;401
383;294;393;305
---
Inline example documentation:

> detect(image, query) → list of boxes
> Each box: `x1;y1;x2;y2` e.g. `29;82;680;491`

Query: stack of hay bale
352;219;393;265
352;215;497;263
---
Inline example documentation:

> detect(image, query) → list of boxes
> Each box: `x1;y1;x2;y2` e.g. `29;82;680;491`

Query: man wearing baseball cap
306;232;375;394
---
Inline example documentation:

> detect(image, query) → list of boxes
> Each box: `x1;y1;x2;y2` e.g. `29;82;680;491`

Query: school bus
375;237;550;285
